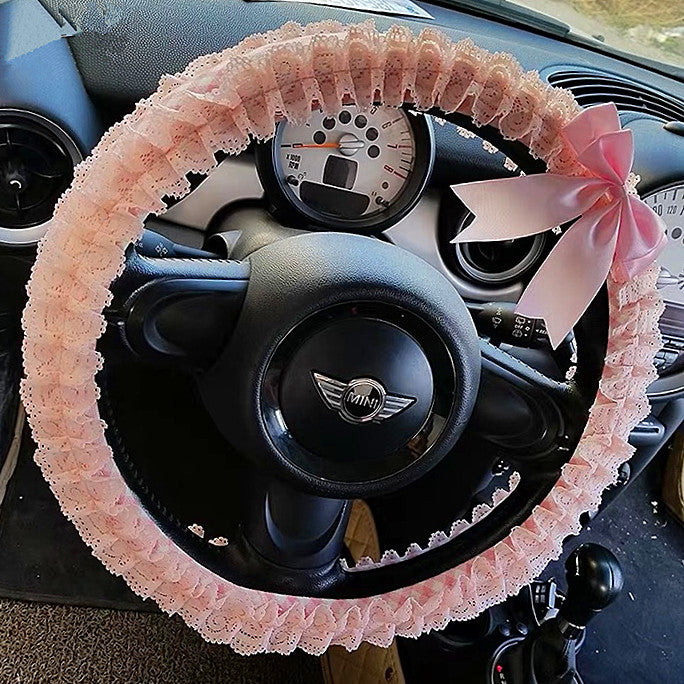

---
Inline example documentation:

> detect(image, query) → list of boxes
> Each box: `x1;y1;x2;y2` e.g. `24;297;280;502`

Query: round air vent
0;109;81;246
455;231;546;284
451;211;547;285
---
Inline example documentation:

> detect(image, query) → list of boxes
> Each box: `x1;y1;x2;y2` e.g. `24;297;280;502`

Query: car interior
0;0;682;682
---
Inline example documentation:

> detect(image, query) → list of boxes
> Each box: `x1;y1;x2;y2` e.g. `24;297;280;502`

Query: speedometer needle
282;143;340;149
282;134;366;156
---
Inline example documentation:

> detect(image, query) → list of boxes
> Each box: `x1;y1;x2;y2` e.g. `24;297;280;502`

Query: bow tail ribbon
516;202;620;348
451;174;609;243
452;173;615;348
452;175;666;348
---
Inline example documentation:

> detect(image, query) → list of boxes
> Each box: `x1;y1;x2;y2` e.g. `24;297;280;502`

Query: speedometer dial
643;182;684;380
644;183;684;305
256;105;434;233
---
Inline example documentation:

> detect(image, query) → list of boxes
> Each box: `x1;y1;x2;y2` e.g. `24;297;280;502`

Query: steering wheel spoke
464;288;607;468
104;231;250;367
468;338;586;464
218;473;349;594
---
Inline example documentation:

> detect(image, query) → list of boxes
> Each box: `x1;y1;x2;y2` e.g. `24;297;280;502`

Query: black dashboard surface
38;2;684;200
46;0;682;105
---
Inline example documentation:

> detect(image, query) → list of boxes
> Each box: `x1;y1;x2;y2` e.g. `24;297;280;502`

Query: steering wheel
21;23;660;653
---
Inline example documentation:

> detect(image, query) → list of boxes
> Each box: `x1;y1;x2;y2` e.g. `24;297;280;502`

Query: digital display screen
323;155;358;189
299;182;370;218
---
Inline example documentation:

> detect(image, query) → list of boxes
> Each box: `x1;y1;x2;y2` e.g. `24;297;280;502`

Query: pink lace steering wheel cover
20;22;663;655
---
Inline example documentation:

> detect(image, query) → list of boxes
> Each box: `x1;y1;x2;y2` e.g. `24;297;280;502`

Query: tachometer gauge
256;105;434;233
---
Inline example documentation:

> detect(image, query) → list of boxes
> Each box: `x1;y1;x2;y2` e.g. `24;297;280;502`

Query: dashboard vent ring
547;69;684;122
0;109;81;246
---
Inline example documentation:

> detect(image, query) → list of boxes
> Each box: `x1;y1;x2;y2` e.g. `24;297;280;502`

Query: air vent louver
0;111;79;234
547;70;684;122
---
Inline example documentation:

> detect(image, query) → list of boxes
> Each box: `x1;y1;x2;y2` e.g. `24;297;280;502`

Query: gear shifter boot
499;619;578;684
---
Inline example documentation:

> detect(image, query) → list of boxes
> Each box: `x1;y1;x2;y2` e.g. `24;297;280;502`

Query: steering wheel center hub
199;231;481;497
278;314;435;465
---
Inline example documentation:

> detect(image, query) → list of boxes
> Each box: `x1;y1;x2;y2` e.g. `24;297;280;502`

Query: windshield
517;0;682;69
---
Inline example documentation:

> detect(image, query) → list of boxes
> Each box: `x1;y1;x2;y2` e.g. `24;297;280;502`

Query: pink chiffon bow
451;103;666;348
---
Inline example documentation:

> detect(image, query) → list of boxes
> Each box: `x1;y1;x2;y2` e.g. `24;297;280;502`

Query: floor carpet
0;599;324;684
0;427;148;610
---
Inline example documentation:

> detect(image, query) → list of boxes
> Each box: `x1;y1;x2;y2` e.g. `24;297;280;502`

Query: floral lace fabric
20;22;663;655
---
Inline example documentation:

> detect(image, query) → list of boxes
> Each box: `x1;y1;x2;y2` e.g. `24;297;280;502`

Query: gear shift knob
560;543;624;629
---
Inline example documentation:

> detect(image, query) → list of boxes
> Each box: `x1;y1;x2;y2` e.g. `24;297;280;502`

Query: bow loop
615;194;668;281
562;102;621;156
576;129;634;186
450;103;666;348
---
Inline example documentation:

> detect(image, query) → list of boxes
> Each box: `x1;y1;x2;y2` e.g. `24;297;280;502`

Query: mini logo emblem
312;372;416;424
